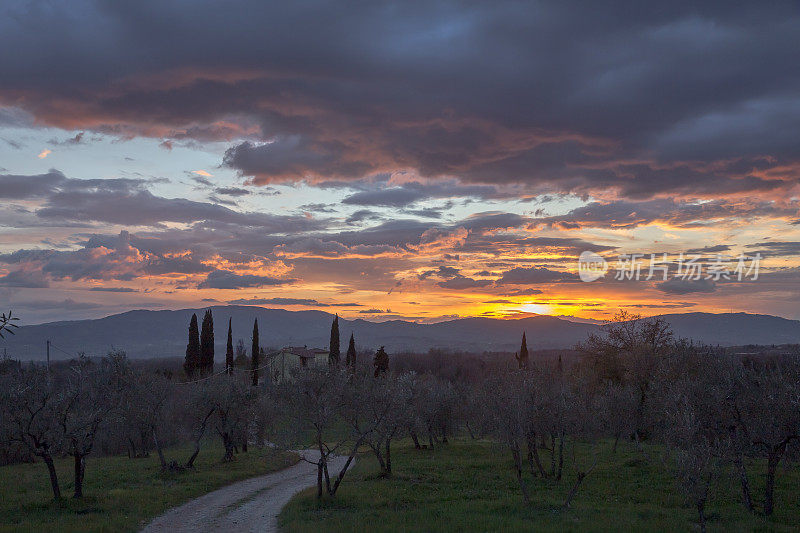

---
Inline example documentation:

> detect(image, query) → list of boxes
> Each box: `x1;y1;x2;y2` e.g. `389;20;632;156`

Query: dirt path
140;450;347;533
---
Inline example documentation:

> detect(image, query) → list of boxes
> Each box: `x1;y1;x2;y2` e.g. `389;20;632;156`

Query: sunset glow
1;2;799;325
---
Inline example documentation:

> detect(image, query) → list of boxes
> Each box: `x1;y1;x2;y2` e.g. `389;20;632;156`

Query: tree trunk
140;428;150;456
187;408;214;469
511;443;530;503
556;431;565;481
328;435;366;496
697;500;707;533
385;438;392;475
222;433;235;462
562;459;598;510
72;453;85;498
316;460;323;499
42;454;61;500
562;471;586;509
410;431;421;449
612;432;621;454
465;422;476;440
734;453;754;513
764;450;781;516
323;459;332;494
527;433;547;477
371;443;387;473
152;428;167;470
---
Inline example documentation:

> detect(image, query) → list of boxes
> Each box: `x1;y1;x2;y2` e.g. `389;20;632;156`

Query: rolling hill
1;307;799;361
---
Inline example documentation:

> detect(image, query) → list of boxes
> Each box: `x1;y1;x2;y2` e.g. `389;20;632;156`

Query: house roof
281;346;327;358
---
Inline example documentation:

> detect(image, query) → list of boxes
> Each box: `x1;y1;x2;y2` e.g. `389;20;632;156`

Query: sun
519;303;552;315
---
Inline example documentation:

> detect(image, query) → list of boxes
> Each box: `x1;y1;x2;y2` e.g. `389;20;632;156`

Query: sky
1;0;799;325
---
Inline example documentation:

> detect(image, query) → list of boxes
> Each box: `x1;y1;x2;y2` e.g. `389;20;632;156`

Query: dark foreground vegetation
280;439;800;532
277;312;800;532
2;309;800;532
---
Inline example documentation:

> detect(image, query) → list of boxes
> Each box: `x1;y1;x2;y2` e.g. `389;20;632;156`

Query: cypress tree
328;314;340;366
251;319;260;386
515;331;529;369
346;332;356;368
373;346;389;377
200;309;214;374
184;313;200;377
225;318;234;375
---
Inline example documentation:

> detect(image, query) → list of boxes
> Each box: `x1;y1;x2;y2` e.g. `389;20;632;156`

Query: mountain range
2;306;799;361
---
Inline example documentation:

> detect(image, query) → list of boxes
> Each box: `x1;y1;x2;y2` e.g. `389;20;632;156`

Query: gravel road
140;450;347;533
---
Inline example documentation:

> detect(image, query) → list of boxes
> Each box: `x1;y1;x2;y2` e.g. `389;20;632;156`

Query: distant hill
1;307;799;361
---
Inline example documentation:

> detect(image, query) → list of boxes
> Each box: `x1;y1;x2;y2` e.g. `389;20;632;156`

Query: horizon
14;303;797;328
2;2;800;324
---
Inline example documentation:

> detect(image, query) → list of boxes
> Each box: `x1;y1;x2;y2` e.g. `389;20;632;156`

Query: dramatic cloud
745;241;800;257
437;276;492;290
656;278;717;295
0;171;327;231
2;2;800;321
2;2;799;198
498;267;580;285
0;268;50;288
197;269;295;289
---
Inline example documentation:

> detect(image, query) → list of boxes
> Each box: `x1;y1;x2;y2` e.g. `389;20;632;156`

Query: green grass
280;439;800;532
0;443;298;532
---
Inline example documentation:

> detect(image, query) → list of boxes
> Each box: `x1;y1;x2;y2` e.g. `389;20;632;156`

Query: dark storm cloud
197;269;296;289
1;231;214;283
342;188;426;208
0;171;327;231
687;245;731;254
744;241;800;257
214;186;251;197
3;1;800;197
0;269;50;288
345;209;383;224
437;276;492;290
418;266;461;280
656;278;717;294
536;198;799;230
497;266;579;284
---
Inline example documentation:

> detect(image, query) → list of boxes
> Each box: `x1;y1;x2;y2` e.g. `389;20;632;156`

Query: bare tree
578;311;673;445
204;374;256;461
185;382;215;468
285;367;370;498
362;371;413;476
729;359;800;515
479;372;532;502
57;355;108;498
1;366;64;499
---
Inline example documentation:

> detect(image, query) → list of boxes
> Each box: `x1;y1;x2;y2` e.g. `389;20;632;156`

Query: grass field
0;443;298;532
280;439;800;532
